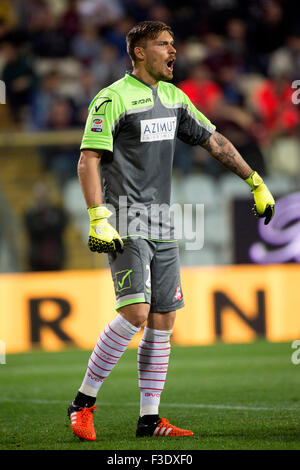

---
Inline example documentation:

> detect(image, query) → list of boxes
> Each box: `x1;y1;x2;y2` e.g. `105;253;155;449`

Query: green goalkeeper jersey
80;73;216;241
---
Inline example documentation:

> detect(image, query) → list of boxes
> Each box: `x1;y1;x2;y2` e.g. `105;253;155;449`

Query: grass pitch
0;340;299;450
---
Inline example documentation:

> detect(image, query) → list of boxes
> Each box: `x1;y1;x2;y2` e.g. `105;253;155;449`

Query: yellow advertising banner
0;265;299;353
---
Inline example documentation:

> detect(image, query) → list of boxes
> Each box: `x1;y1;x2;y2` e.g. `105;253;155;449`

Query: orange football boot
136;416;194;437
68;403;97;441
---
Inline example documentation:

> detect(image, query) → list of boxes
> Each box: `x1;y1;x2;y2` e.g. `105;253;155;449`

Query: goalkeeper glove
87;205;123;253
245;171;275;225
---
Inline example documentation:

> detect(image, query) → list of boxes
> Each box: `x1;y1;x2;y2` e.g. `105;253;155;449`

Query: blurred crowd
0;0;300;182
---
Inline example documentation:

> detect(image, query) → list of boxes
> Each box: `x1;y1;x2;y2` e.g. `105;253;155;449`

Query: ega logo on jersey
91;117;104;132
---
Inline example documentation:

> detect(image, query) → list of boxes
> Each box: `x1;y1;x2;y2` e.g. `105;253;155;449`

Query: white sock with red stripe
138;327;172;417
79;314;140;397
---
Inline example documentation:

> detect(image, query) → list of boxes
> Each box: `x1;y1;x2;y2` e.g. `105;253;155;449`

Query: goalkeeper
68;20;275;441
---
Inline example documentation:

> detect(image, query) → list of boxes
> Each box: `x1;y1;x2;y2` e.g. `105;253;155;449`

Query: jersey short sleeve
176;88;216;146
80;88;126;152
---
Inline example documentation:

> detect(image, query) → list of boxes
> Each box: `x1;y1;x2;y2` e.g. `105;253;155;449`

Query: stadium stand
0;0;299;271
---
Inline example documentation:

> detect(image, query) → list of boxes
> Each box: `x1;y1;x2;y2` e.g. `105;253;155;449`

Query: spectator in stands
40;98;79;184
105;16;134;57
24;182;68;271
0;34;37;123
248;0;288;74
204;116;267;178
60;0;80;41
0;17;10;42
269;29;300;81
13;0;48;32
28;8;69;58
252;69;299;143
0;0;17;30
176;61;223;175
31;70;61;129
252;65;300;177
72;68;99;124
225;17;247;58
123;0;154;24
90;42;130;90
178;61;223;120
47;97;75;130
171;40;193;85
77;0;124;28
70;22;104;66
178;58;262;178
0;1;298;184
225;17;253;73
201;31;246;83
148;3;171;24
217;59;244;106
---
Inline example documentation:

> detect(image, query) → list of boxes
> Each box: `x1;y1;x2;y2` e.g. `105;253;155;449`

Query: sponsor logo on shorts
174;284;183;301
91;117;104;132
116;269;132;292
140;117;177;142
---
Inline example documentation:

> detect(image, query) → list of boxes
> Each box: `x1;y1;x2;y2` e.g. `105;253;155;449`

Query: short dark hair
126;21;174;63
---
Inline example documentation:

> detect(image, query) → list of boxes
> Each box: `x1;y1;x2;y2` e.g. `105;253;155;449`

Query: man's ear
134;45;145;61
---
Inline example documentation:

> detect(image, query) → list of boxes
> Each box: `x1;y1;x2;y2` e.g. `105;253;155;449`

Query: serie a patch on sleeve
91;117;104;132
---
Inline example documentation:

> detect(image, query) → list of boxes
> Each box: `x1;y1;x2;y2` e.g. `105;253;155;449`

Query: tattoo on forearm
214;132;227;147
201;131;252;179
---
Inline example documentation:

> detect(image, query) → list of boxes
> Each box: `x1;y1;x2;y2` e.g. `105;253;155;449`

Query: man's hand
88;205;124;253
245;171;275;225
201;132;275;224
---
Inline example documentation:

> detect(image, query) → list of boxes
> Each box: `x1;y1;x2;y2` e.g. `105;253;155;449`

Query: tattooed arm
201;131;275;224
201;131;252;179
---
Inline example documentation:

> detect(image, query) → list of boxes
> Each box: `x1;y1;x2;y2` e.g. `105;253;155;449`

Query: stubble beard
148;64;173;83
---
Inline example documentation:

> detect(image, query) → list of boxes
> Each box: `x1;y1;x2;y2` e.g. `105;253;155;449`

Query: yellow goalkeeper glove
87;205;124;253
245;171;275;225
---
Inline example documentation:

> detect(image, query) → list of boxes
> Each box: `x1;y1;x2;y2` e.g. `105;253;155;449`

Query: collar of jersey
126;72;157;92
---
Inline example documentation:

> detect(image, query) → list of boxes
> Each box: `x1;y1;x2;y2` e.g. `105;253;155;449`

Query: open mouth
166;58;175;72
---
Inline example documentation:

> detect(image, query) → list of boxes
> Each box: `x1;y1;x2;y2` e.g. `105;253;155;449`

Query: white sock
79;314;140;397
138;327;172;417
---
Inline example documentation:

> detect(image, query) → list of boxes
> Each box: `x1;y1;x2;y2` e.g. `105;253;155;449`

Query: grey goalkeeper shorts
108;237;184;313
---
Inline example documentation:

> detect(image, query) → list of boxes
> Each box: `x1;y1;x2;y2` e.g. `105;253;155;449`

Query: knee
119;303;150;328
147;310;176;331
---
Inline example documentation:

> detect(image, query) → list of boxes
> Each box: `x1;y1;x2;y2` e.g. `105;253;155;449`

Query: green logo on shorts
116;269;133;292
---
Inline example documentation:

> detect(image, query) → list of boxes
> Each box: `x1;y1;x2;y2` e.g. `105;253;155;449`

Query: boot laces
79;405;96;425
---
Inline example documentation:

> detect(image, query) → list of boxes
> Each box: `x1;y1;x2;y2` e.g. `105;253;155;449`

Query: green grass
0;340;299;450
